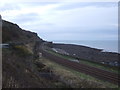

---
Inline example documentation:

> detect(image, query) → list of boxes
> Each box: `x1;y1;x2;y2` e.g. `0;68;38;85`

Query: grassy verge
39;57;118;88
46;49;119;74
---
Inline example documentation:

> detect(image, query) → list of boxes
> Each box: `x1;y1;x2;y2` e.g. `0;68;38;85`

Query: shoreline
51;42;119;66
52;40;118;54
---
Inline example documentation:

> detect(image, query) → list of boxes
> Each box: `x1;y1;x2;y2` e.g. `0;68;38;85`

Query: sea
52;40;119;53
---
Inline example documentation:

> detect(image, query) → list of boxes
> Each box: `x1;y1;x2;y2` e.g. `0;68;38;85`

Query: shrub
14;45;33;57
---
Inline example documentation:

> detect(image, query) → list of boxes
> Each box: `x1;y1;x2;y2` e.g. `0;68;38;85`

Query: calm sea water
52;40;119;53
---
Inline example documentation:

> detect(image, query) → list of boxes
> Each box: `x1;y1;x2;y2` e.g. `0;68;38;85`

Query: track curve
41;48;119;85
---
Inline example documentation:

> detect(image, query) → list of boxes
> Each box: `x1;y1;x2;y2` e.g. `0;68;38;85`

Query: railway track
41;49;119;85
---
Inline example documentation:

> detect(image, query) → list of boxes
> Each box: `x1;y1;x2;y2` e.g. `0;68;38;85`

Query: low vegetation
13;45;33;57
46;48;119;74
3;47;70;88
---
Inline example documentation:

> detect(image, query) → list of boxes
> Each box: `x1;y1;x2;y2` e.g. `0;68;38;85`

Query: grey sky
0;0;118;41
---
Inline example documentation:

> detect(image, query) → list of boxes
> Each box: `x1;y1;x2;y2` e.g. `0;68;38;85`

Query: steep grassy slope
2;20;51;88
2;20;70;88
2;20;43;43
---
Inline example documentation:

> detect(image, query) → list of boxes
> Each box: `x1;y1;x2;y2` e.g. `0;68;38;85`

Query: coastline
52;40;118;53
51;42;119;66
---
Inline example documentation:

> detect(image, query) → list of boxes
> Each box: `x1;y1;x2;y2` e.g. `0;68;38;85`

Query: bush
14;45;33;57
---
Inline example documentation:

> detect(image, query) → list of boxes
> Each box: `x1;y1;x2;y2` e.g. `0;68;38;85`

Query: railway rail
41;49;119;85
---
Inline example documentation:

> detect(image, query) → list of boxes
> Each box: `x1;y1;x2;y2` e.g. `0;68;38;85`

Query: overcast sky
0;0;118;41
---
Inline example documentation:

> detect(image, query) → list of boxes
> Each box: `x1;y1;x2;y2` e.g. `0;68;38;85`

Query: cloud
0;3;20;12
21;2;60;7
1;1;118;41
12;13;41;24
38;31;117;41
55;2;117;10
